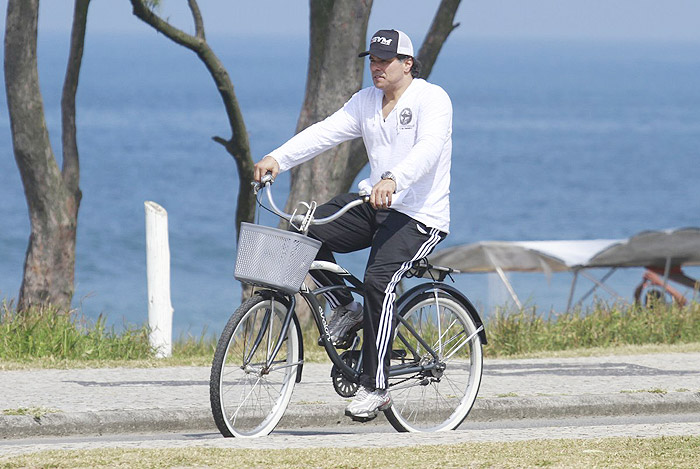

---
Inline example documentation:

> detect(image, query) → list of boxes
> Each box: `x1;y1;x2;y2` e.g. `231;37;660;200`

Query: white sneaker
345;386;391;420
328;301;363;346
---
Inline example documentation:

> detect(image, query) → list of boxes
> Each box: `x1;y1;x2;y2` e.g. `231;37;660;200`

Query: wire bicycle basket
234;222;322;294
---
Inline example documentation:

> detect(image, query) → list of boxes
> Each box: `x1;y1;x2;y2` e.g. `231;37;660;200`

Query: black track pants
307;193;446;390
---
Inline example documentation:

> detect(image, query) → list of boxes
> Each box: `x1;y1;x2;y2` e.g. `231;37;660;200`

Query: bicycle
209;175;487;438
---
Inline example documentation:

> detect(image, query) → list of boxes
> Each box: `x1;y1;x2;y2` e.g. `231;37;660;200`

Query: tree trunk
130;0;255;237
4;0;88;311
283;0;373;212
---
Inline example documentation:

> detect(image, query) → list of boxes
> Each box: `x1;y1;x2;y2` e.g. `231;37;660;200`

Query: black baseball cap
358;29;414;60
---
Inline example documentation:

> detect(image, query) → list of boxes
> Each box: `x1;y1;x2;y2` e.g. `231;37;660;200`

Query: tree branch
130;0;202;50
61;0;90;201
187;0;205;40
417;0;462;79
130;0;254;235
130;0;247;159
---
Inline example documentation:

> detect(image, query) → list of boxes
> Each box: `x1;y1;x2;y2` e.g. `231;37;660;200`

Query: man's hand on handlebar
254;155;280;182
370;179;397;210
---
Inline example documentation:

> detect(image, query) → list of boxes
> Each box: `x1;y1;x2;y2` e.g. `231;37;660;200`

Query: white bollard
145;201;173;358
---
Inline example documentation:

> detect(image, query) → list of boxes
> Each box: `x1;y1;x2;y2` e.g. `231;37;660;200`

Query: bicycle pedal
333;339;353;349
331;332;358;349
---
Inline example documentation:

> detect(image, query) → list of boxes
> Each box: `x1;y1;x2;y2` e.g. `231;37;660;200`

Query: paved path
2;417;700;457
1;352;699;439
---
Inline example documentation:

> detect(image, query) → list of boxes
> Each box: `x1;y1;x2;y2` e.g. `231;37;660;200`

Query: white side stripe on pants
375;228;442;389
310;275;341;309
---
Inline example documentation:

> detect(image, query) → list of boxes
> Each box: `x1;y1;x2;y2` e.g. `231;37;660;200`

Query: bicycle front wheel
210;294;301;438
385;293;483;432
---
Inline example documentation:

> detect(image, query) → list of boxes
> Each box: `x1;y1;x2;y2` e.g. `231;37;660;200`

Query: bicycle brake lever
252;173;275;194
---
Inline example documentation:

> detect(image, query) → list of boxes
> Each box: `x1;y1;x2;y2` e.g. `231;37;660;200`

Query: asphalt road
2;413;700;457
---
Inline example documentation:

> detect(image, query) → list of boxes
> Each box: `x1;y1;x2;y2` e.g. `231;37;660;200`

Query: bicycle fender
256;289;305;383
396;282;488;344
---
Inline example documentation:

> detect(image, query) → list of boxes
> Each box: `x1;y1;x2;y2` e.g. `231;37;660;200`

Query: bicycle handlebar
253;174;369;228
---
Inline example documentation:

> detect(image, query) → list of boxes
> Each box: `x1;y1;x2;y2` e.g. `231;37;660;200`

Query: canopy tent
428;227;700;310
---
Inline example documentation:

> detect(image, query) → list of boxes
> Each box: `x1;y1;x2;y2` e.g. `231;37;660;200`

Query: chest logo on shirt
399;108;413;125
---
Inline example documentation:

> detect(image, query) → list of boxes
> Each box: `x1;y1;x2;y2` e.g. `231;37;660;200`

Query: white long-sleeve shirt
269;78;452;233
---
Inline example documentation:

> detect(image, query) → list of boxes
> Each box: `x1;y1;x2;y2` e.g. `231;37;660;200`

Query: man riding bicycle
254;29;453;421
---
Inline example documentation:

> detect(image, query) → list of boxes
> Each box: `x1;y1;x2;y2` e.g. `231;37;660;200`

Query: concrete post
145;201;173;358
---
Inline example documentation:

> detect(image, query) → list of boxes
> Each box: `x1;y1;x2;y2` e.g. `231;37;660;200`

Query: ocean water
1;34;699;335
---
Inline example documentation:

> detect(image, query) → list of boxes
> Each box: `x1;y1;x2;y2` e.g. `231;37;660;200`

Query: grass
1;298;699;369
485;300;700;357
620;388;668;394
1;436;699;468
1;406;59;418
0;300;217;369
0;300;153;361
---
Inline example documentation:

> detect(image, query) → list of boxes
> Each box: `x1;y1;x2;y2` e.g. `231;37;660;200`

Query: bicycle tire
385;292;483;432
210;294;300;437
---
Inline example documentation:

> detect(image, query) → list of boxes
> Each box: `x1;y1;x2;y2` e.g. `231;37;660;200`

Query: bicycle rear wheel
210;294;300;437
385;292;483;432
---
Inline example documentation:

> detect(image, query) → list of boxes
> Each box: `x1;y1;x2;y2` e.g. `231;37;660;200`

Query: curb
469;392;700;421
1;409;215;439
3;392;699;439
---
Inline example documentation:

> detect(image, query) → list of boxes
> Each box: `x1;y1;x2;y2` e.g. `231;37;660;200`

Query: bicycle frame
250;262;482;389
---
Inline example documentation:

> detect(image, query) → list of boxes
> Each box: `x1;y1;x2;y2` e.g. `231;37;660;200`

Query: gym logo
399;108;413;125
371;36;393;46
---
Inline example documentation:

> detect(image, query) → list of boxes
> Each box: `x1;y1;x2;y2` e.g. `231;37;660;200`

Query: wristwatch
381;171;396;183
381;171;397;193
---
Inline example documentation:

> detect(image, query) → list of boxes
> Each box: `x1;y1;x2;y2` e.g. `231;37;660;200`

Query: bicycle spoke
441;373;469;401
431;317;459;353
267;360;303;373
260;376;284;407
443;326;482;362
229;375;262;425
439;329;467;359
